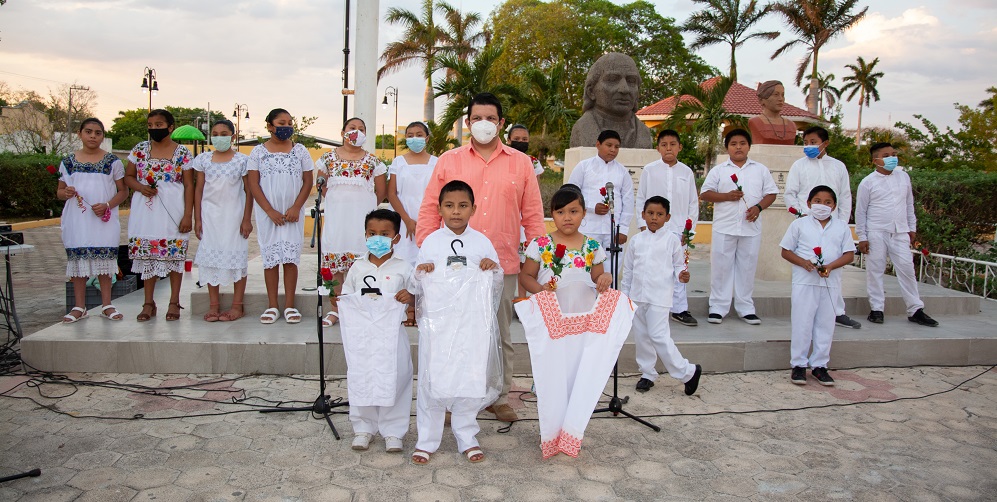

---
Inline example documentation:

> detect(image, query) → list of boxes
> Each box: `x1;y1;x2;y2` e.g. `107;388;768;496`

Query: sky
1;0;994;144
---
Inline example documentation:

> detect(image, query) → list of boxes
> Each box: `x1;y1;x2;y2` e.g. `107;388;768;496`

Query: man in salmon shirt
417;93;546;423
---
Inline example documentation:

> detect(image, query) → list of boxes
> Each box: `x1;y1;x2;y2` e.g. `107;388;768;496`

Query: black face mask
148;128;171;142
510;140;529;153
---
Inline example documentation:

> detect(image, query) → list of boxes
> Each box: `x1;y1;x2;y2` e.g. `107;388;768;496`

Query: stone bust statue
569;53;653;149
747;80;797;145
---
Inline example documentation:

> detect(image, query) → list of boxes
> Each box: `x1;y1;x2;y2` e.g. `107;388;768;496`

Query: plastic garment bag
414;265;504;409
515;278;635;458
337;292;410;407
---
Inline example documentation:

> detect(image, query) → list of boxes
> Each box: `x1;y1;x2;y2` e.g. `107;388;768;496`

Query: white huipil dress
247;143;313;269
127;142;193;279
192;151;250;286
59;153;124;278
316;150;387;273
388;154;437;265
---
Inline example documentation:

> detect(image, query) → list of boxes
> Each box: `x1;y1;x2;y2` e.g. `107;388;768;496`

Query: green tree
801;71;842;119
379;0;444;121
682;0;779;82
108;107;227;151
510;62;579;160
433;44;521;139
770;0;868;114
665;76;747;174
425;119;460;155
840;56;884;146
436;2;487;141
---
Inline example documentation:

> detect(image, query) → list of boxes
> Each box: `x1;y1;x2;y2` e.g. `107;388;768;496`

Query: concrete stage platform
20;255;997;375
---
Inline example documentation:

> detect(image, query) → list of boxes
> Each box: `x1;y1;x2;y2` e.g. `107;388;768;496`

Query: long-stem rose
789;207;804;218
682;218;696;250
731;173;742;191
813;246;826;275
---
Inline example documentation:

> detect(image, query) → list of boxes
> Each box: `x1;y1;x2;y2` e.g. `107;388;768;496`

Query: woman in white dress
315;117;387;326
246;108;314;324
124;109;194;322
58;118;128;323
386;121;437;326
193;119;252;322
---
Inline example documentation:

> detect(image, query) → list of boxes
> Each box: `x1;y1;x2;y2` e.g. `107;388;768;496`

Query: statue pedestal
564;147;661;238
716;144;800;282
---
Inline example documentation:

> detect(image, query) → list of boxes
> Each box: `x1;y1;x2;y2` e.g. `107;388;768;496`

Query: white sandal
284;307;302;324
322;311;339;328
62;306;88;324
100;304;124;321
259;307;280;324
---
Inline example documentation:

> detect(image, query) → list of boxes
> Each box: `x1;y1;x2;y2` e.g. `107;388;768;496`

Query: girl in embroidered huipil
58;118;128;323
124;109;194;322
315;117;387;326
520;185;612;296
246;108;314;325
193;120;252;322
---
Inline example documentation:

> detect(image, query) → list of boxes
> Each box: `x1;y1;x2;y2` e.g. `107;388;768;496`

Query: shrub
0;152;64;218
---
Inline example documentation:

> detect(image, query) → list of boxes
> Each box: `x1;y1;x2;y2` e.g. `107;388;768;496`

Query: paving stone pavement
0;366;995;501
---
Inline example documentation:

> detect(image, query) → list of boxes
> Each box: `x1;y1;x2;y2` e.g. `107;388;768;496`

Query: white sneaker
351;433;372;451
385;436;403;453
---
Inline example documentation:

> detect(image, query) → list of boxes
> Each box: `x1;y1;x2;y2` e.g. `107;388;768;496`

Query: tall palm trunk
854;93;865;146
424;75;435;122
807;52;820;115
730;45;738;81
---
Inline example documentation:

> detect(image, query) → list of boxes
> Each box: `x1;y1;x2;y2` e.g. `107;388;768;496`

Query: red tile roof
637;77;819;120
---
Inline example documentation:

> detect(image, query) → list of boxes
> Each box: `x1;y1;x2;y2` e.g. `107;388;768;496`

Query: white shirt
567;156;635;235
854;169;916;241
784;154;853;221
636;159;699;233
780;215;856;286
620;228;685;308
417;225;500;271
701;158;779;237
341;254;413;297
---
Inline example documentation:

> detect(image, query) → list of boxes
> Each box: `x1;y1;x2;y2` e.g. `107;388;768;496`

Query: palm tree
683;0;779;82
436;2;487;143
802;71;842;118
512;62;579;161
771;0;868;115
840;56;884;146
979;86;997;110
666;76;747;175
378;0;443;122
434;44;521;142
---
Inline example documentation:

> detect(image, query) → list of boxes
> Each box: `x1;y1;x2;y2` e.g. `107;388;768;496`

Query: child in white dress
315;117;387;326
193;119;252;322
246;108;314;324
123;109;194;322
58;118;128;323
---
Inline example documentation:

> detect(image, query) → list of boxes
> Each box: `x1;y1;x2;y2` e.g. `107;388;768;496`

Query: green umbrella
171;124;206;141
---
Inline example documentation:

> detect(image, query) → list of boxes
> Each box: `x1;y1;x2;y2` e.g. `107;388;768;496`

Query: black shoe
671;311;699;326
707;313;723;324
684;364;702;396
908;308;939;327
635;378;654;393
867;310;884;324
791;366;807;385
835;315;862;329
812;367;835;386
742;314;762;325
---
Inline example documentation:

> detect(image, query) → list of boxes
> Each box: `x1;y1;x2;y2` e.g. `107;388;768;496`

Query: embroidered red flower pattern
534;289;620;339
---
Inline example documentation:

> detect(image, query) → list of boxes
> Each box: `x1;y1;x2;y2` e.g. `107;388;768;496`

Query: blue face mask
803;145;821;159
882;156;899;171
273;126;294;141
406;137;427;153
366;235;393;258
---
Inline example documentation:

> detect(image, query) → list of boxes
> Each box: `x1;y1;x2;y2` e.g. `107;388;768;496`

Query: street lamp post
233;103;250;152
382;86;398;158
140;67;159;113
67;84;90;136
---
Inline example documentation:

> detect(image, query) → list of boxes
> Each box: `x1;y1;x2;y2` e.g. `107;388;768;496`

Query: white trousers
349;379;413;439
709;232;761;317
790;283;837;368
634;304;696;383
865;231;924;315
414;395;480;454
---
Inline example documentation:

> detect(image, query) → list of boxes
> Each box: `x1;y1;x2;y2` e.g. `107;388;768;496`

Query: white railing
853;247;997;301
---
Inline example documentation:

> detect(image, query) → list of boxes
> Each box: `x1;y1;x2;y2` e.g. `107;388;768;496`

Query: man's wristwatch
754;203;763;212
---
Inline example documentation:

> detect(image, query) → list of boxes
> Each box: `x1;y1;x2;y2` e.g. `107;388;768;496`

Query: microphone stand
592;188;661;432
259;178;348;439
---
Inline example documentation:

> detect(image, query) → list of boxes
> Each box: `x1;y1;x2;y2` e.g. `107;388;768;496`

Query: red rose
46;165;57;175
730;173;738;184
320;267;333;281
599;186;607;196
921;248;929;257
813;246;822;257
554;244;567;259
685;218;693;231
789;207;799;215
145;174;155;184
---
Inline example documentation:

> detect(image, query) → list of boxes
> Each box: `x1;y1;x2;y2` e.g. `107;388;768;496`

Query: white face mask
344;129;366;147
809;203;833;220
470;120;498;144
